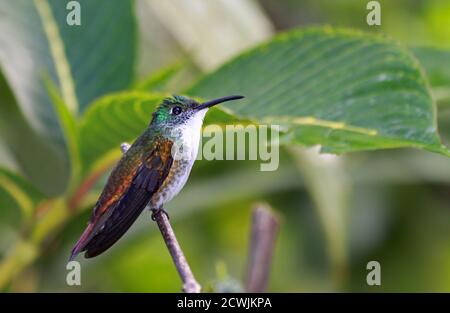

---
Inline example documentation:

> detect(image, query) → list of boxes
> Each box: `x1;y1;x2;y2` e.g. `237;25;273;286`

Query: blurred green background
1;0;450;292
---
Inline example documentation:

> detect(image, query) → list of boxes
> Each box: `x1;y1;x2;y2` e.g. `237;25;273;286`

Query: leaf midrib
34;0;79;114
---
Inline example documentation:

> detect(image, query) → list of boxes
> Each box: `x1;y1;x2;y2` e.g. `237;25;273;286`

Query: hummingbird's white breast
150;109;207;209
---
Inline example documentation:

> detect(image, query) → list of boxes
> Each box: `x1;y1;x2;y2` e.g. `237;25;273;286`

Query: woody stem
152;209;201;293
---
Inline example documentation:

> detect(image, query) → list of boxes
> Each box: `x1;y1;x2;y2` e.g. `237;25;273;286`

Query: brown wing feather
70;137;173;259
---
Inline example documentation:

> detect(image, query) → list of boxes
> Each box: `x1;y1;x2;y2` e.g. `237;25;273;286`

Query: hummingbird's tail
82;189;149;258
70;223;95;261
69;172;153;260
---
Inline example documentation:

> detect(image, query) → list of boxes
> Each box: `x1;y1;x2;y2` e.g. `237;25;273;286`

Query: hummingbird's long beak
195;95;244;111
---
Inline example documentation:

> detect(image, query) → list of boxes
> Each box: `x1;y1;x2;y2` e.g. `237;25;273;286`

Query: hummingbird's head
150;94;244;128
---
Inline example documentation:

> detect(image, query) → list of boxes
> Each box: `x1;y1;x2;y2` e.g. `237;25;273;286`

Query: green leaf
45;79;80;192
413;46;450;106
133;61;186;92
48;0;136;111
79;92;164;173
0;0;136;194
188;27;449;156
134;60;203;96
409;46;450;146
0;72;69;196
413;46;450;88
0;168;43;225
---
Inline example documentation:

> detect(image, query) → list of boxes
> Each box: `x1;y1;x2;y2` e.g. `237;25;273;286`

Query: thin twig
245;203;280;293
121;142;200;293
152;210;201;293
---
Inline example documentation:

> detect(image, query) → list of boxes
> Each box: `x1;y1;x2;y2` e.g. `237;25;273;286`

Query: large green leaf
412;46;450;145
413;46;450;107
0;168;43;228
0;0;136;194
0;73;69;196
133;61;186;92
48;0;136;111
188;28;449;156
45;79;81;192
413;46;450;88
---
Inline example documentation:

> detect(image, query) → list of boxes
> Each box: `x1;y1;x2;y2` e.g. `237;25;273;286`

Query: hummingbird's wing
70;137;174;259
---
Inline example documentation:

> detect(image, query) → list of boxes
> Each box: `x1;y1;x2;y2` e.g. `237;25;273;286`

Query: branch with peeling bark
245;203;280;293
121;142;201;293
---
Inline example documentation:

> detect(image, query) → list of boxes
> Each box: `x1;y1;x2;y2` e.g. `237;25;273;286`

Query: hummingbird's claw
151;207;170;221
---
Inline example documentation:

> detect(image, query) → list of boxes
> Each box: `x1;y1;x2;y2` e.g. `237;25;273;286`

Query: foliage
0;0;449;292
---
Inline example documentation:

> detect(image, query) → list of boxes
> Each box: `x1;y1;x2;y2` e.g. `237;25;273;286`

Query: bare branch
152;210;201;293
121;142;201;293
245;203;280;293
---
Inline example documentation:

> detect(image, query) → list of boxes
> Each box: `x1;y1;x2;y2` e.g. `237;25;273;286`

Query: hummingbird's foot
151;207;170;221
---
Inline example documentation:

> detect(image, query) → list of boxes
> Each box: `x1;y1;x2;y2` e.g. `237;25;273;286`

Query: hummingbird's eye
171;106;182;115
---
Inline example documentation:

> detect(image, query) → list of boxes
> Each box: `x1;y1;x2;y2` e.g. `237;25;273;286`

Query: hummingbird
70;94;244;260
